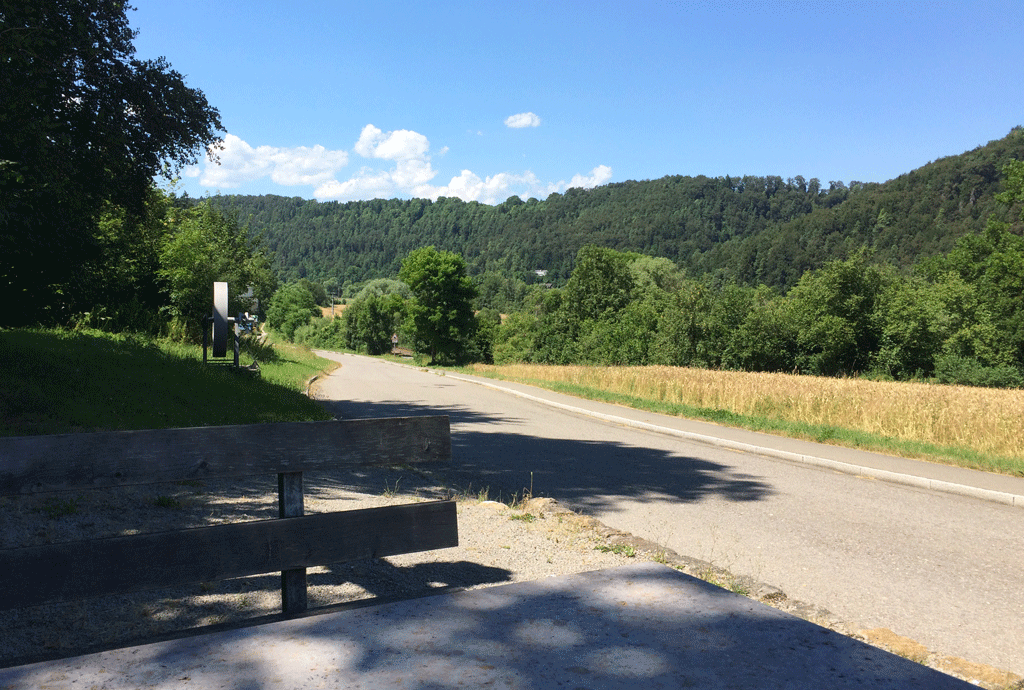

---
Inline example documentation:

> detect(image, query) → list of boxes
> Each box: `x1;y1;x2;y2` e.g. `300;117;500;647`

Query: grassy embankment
466;363;1024;477
0;328;333;436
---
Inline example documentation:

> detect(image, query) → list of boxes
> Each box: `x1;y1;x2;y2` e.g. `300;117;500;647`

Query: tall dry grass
470;364;1024;464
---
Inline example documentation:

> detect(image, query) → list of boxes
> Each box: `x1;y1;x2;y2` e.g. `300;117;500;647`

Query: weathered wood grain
0;500;458;610
278;471;307;613
0;416;450;495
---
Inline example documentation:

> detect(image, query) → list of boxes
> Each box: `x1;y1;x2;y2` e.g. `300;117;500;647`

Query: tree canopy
266;281;320;342
1;1;223;325
399;246;477;364
158;201;276;338
199;128;1024;295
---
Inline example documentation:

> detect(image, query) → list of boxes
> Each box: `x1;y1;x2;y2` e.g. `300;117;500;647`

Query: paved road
311;352;1024;675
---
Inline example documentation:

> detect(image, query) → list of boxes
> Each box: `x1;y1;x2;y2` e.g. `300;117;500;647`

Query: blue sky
131;0;1023;205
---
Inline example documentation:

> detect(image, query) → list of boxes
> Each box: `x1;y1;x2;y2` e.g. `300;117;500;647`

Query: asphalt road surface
311;352;1024;676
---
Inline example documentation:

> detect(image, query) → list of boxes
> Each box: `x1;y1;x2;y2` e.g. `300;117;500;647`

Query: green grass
33;496;81;519
153;495;185;509
508;512;537;522
0;328;333;436
459;369;1024;477
596;543;636;557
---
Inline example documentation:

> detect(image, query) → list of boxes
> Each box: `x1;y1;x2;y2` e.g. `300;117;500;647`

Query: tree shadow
316;397;774;513
317;395;501;426
0;564;975;690
312;559;513;600
0;555;514;670
0;376;772;671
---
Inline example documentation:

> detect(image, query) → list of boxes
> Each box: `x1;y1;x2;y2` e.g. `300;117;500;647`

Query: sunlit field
468;363;1024;476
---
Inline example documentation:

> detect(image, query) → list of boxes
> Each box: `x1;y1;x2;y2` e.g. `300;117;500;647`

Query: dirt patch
855;629;1022;689
861;628;931;662
936;656;1024;689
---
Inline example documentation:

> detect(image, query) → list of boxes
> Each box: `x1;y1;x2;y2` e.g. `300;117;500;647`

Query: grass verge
0;328;333;436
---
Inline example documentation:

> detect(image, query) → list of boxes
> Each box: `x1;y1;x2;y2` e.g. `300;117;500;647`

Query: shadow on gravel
316;560;513;600
0;469;511;669
0;555;513;670
318;397;773;513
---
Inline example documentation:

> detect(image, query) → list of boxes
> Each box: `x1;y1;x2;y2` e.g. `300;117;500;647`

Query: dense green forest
255;129;1024;387
202;128;1024;292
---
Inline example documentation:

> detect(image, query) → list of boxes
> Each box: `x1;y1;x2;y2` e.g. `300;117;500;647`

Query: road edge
438;371;1024;510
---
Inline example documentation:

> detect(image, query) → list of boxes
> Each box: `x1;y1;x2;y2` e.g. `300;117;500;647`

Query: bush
342;292;405;355
266;282;320;341
933;355;1023;388
493;312;538;364
294;316;347;350
472;308;502;364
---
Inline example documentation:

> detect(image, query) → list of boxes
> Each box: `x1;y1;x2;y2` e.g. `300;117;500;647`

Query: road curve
311;352;1024;675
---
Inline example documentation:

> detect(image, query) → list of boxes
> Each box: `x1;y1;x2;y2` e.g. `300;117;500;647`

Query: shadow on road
317;396;773;514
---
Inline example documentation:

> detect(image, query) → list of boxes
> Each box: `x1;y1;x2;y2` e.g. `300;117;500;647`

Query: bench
0;416;457;620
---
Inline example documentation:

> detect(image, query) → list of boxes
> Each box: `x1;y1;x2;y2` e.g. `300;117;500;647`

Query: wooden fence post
278;471;306;614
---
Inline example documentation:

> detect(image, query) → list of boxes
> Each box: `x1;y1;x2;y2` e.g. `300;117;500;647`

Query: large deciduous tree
266;282;320;342
562;245;636;323
158;202;276;339
786;253;891;376
1;1;223;324
341;280;411;354
399;246;477;364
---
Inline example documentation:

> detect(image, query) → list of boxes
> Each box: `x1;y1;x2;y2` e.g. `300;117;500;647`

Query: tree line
274;160;1024;387
203;127;1024;295
484;220;1024;387
274;247;485;366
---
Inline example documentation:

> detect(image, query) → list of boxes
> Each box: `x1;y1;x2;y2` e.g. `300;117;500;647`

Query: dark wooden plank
278;472;304;518
0;500;458;610
0;416;450;495
278;471;307;614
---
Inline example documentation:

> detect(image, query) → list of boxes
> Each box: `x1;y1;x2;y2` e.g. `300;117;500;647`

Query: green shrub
933;355;1023;388
266;282;320;341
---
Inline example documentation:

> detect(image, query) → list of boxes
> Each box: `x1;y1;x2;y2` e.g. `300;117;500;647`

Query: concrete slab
0;563;973;689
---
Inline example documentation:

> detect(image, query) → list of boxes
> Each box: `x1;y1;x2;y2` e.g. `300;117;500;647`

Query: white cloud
267;146;349;186
354;125;430;161
504;112;541;128
415;170;542;204
568;164;614;190
391;157;437;188
314;124;440;201
184;126;612;205
315;168;394;201
197;134;349;189
413;164;614;205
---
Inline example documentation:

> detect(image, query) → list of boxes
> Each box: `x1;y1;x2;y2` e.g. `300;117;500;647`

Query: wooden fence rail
0;416;450;494
0;416;456;617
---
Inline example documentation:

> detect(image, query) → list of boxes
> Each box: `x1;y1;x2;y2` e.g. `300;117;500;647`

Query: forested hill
203;128;1024;291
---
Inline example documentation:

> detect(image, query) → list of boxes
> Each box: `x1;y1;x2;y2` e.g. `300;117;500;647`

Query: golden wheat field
469;364;1024;469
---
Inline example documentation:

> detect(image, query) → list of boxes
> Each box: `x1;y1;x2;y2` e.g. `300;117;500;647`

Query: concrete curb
443;372;1024;510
